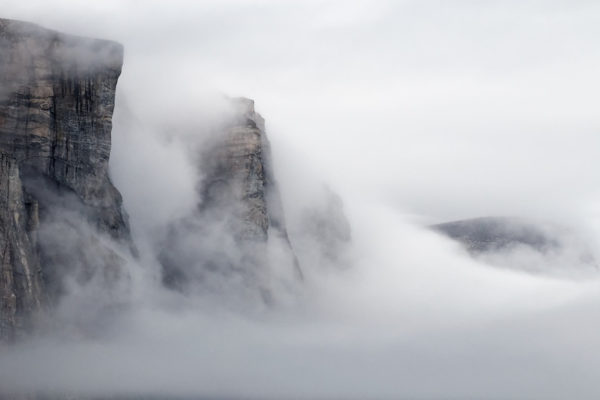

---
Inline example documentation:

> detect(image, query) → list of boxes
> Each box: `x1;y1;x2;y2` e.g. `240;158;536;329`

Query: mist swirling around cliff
1;2;600;400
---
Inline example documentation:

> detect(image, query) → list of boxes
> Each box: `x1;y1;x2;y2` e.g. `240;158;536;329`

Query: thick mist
2;1;600;399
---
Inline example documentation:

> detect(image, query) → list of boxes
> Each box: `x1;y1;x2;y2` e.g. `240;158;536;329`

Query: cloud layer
2;1;600;399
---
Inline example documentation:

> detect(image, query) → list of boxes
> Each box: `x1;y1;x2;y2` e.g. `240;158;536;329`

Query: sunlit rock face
433;217;598;277
0;19;130;339
160;98;302;302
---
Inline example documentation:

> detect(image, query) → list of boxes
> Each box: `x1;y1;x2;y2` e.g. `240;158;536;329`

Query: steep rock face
0;19;130;338
0;154;43;341
200;98;291;241
161;98;301;300
0;18;128;240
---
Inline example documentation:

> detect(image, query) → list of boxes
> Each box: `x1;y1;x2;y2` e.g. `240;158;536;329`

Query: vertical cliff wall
0;17;302;334
200;98;294;243
161;98;302;301
0;18;128;239
0;19;130;339
0;154;43;341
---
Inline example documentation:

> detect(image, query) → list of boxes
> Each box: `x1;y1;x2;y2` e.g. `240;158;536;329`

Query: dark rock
0;154;43;341
0;18;128;241
0;18;131;339
432;217;598;276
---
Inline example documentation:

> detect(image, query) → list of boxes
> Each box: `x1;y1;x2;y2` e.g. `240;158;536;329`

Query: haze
1;1;600;399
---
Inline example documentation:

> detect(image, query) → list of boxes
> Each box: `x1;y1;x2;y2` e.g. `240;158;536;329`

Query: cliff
0;18;128;239
200;98;294;243
0;154;43;341
0;19;130;339
160;98;302;301
0;17;303;338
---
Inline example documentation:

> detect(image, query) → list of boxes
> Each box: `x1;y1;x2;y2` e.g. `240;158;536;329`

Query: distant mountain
432;217;598;277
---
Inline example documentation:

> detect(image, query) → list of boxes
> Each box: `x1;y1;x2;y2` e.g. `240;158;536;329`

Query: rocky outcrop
0;154;43;342
0;19;130;339
0;17;303;334
160;98;302;300
0;18;128;240
433;217;558;253
200;98;293;242
433;217;598;276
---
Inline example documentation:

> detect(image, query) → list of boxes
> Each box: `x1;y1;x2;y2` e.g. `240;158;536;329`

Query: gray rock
433;217;557;253
160;98;302;301
0;18;128;241
432;217;598;276
0;154;43;341
0;19;130;339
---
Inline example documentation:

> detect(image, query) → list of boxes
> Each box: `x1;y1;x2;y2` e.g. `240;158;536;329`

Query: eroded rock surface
161;98;302;301
0;154;43;341
0;18;130;339
200;98;292;241
0;18;128;240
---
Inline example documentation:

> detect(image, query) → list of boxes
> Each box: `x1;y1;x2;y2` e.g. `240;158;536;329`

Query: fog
2;1;600;399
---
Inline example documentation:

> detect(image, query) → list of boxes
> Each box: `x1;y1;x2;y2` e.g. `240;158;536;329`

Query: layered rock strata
161;98;302;299
0;154;43;341
200;98;293;242
0;19;130;339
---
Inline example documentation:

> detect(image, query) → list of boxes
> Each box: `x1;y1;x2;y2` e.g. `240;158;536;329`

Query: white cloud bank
2;1;600;399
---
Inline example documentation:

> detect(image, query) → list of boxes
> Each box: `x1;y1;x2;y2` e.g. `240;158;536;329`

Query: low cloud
1;1;600;399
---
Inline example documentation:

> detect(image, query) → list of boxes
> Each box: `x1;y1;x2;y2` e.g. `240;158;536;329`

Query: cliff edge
160;97;302;303
0;18;130;340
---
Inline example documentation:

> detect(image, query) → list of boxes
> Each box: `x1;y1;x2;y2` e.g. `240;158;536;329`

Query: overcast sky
3;1;600;399
5;0;600;223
